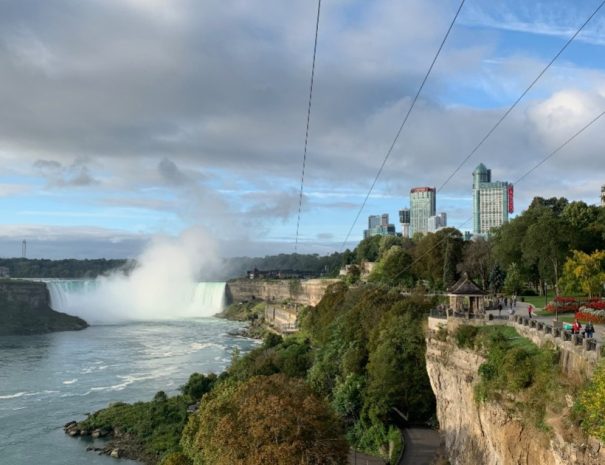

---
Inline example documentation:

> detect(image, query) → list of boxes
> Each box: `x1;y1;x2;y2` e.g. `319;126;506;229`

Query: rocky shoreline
63;420;157;464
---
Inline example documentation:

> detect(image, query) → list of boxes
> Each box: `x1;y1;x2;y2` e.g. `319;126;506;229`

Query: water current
0;281;258;465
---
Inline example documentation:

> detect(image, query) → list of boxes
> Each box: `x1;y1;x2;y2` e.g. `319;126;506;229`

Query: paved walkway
348;450;385;465
398;428;441;465
486;302;604;343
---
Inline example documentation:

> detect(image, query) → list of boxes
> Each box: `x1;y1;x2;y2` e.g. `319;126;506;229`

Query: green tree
458;237;493;290
489;264;505;294
356;236;382;263
503;263;523;296
368;246;414;287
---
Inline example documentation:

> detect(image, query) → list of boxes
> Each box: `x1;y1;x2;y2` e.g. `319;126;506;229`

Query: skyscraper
410;187;436;235
428;212;447;232
399;208;411;238
472;163;512;235
364;214;396;239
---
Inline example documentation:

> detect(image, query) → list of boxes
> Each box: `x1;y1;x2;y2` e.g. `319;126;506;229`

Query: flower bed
545;296;583;314
544;296;605;314
576;309;605;324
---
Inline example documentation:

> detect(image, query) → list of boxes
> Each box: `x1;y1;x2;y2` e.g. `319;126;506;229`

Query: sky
0;0;604;259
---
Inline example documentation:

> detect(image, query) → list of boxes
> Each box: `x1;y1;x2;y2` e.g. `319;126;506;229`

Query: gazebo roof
448;273;486;296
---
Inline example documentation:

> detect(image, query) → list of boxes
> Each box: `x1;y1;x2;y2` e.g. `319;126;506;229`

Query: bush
179;373;218;401
472;327;561;427
575;360;605;442
454;325;480;349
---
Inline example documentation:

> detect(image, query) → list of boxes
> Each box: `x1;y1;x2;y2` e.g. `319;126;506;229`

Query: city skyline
0;0;604;258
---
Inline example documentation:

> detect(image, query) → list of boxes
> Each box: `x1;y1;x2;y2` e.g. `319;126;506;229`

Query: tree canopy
181;374;348;465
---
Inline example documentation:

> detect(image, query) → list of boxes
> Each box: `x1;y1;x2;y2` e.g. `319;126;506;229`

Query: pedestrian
528;304;534;319
572;319;582;335
504;297;508;308
585;322;595;339
498;303;502;318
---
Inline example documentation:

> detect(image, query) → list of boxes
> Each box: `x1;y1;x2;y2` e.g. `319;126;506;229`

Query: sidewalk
485;302;604;343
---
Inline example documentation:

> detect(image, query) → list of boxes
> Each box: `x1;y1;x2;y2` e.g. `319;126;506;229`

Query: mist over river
0;285;258;465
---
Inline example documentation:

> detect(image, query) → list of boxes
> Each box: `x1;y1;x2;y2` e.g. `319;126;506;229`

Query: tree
560;250;605;298
489;264;505;294
181;374;348;465
365;313;435;424
503;263;523;296
368;246;414;287
458;237;493;290
356;236;382;263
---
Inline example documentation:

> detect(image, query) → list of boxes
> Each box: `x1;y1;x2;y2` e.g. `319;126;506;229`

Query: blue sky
0;0;604;258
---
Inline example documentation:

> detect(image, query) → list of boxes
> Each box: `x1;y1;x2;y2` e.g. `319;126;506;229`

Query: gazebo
447;273;486;318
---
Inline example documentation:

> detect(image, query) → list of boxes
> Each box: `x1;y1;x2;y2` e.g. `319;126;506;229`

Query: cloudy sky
0;0;604;259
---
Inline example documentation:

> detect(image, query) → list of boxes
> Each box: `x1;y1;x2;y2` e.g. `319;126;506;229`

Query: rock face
0;280;88;335
225;278;340;307
426;329;605;465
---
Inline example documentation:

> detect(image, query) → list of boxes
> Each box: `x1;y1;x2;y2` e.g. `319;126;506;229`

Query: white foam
63;379;78;385
0;392;26;400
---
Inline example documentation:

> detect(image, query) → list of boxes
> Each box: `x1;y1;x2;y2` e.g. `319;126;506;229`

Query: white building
410;187;436;235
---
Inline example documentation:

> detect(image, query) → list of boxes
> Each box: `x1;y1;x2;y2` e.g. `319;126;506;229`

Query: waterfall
41;279;226;324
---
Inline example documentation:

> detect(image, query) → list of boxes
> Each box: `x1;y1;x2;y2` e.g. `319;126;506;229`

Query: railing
509;314;601;358
432;312;602;360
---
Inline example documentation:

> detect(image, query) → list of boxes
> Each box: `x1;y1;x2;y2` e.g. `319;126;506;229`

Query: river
0;281;258;465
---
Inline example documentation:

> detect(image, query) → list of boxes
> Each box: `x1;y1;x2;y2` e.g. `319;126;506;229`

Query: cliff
225;278;340;307
426;321;605;465
0;280;88;335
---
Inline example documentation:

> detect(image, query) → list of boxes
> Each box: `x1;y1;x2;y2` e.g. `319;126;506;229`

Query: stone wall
426;323;605;465
225;278;340;307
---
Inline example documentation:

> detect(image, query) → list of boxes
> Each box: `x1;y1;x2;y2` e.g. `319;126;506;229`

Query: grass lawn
521;292;555;310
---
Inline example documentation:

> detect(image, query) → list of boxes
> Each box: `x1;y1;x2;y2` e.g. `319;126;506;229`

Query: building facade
399;208;411;238
364;213;396;239
472;163;512;235
428;212;447;232
410;187;436;235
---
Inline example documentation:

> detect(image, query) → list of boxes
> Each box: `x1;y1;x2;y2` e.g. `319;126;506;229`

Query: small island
0;280;88;336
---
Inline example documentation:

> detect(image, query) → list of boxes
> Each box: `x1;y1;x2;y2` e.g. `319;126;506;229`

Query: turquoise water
0;318;258;465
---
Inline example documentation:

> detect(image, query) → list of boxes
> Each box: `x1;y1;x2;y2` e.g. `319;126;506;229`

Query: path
398;428;442;465
486;302;604;343
348;450;385;465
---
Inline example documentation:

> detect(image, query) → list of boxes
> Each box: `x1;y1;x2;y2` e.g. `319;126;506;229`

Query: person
528;304;534;319
504;297;508;308
585;322;595;339
572;319;582;335
498;303;502;318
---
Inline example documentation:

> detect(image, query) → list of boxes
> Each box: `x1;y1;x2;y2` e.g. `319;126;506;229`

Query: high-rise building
410;187;436;235
472;163;512;235
428;212;448;232
364;214;396;239
601;185;605;207
399;208;411;238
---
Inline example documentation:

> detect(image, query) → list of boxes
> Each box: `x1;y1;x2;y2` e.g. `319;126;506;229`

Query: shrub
575;360;605;442
454;325;480;349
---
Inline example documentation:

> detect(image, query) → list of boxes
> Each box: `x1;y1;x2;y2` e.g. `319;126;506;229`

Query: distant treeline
0;258;132;278
222;253;346;279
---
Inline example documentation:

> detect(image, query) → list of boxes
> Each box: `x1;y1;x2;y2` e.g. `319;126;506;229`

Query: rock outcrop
426;329;605;465
225;278;339;307
0;280;88;335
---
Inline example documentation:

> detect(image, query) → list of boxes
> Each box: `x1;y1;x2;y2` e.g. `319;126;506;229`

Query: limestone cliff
0;280;88;335
225;278;339;307
426;328;605;465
